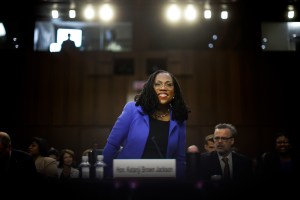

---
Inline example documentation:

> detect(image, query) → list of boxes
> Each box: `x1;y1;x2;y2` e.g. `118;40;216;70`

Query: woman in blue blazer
103;70;190;180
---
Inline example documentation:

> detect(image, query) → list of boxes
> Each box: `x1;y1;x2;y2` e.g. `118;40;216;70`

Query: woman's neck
157;105;169;113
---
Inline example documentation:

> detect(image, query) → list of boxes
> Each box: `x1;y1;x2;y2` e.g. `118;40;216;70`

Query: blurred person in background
28;137;58;180
0;131;37;181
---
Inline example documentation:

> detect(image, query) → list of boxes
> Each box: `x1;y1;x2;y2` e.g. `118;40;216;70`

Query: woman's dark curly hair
31;137;49;157
134;69;191;123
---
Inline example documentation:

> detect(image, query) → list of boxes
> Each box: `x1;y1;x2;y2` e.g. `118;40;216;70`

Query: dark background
0;0;299;162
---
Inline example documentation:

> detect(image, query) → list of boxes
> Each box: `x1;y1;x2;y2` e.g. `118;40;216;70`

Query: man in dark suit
198;123;253;184
0;131;38;181
196;124;254;199
61;33;77;52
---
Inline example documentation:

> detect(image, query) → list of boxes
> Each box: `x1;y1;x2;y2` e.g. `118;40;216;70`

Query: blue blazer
103;101;187;179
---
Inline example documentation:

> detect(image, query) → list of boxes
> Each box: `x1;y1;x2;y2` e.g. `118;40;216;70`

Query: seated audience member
0;131;37;181
48;147;60;166
186;145;201;181
28;137;58;180
204;134;216;153
61;33;77;52
198;123;253;185
187;145;200;153
57;149;79;180
258;132;300;183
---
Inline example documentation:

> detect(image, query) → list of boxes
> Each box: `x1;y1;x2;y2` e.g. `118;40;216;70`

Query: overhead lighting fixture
184;4;197;22
69;10;76;18
84;4;95;20
221;4;228;20
51;3;59;19
166;4;181;22
52;10;59;19
221;11;228;19
69;1;76;19
287;5;295;19
0;22;6;37
204;9;211;19
99;3;114;22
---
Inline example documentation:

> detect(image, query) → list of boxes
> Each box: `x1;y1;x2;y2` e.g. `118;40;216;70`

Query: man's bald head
0;131;11;158
187;145;200;153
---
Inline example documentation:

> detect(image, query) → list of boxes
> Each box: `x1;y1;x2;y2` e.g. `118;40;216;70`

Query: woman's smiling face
153;72;174;105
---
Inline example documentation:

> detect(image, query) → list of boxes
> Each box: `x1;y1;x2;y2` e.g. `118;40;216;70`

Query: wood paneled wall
1;1;297;162
6;50;296;162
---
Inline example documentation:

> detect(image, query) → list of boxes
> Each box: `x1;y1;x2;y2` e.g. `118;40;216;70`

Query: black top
142;117;169;159
258;151;300;182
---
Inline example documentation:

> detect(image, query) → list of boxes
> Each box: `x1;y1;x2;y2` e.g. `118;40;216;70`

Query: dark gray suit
198;151;253;184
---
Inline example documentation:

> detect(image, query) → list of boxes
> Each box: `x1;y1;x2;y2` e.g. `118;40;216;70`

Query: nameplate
113;159;176;178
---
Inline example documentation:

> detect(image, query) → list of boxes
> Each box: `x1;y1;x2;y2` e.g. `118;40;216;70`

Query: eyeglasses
154;82;174;89
213;136;233;142
276;141;289;145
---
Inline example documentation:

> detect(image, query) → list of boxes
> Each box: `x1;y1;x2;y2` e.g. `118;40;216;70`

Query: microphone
151;136;164;158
